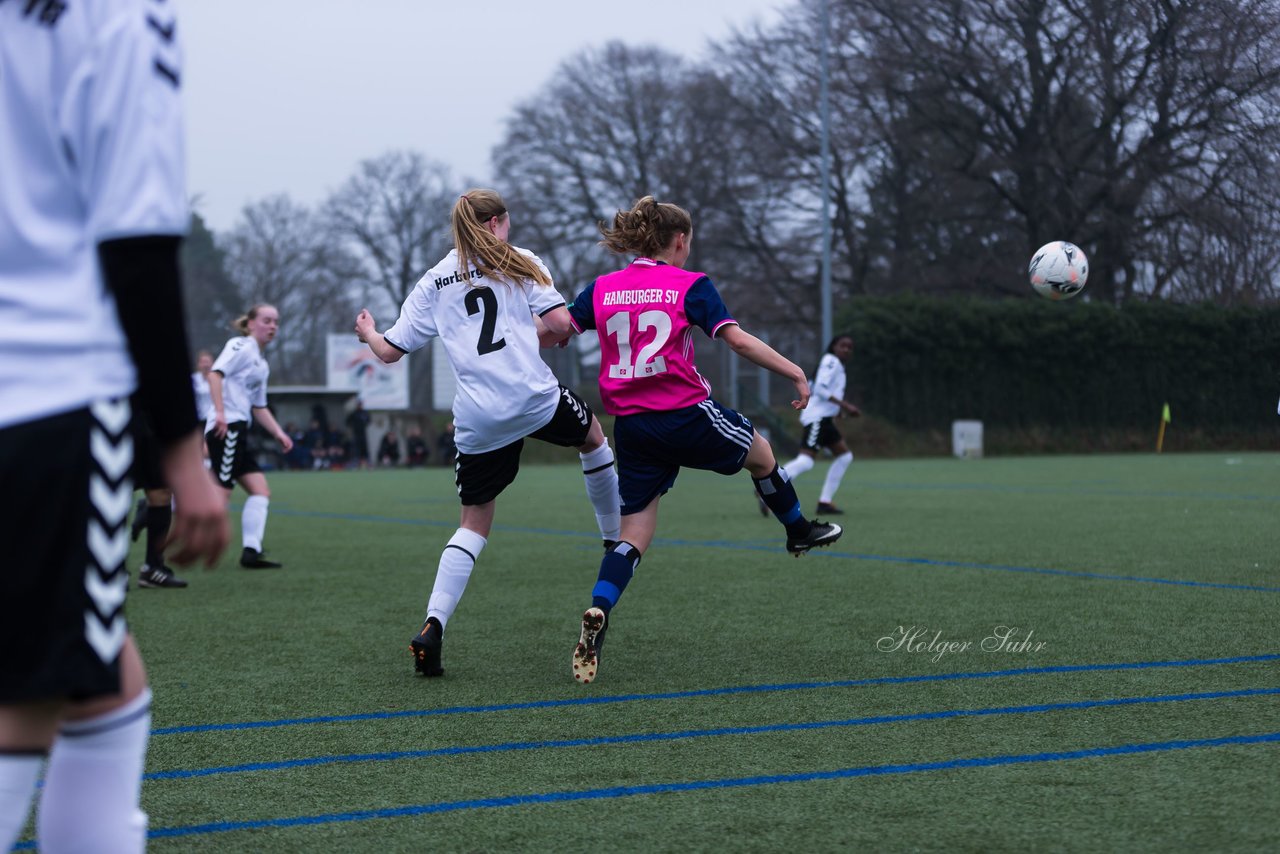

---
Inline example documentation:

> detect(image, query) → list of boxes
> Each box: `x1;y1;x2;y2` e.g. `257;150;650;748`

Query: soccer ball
1029;241;1088;300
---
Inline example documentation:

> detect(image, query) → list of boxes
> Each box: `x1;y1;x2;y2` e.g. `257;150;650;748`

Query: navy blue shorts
613;398;755;515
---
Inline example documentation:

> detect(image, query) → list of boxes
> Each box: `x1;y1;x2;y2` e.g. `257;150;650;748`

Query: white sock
242;494;269;551
0;753;43;851
579;440;621;542
426;528;487;630
38;689;152;853
820;451;854;504
783;453;815;479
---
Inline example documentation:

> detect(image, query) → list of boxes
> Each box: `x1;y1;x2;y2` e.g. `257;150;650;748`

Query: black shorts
206;420;261;489
800;417;843;452
0;400;133;702
454;385;594;505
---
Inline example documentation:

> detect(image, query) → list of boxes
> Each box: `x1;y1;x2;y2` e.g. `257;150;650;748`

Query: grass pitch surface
25;452;1279;851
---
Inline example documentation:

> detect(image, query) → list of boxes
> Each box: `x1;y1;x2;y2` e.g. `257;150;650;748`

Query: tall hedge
839;296;1280;430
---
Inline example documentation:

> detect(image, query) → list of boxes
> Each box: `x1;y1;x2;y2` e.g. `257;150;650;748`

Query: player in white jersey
193;349;215;423
356;188;622;678
0;3;229;850
128;347;216;587
777;334;861;514
206;305;295;569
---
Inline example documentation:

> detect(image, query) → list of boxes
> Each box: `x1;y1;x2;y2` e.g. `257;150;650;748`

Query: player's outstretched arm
355;309;404;364
718;324;811;410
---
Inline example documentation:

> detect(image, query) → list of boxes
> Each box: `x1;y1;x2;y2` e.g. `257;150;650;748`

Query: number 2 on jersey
464;288;506;355
606;310;670;379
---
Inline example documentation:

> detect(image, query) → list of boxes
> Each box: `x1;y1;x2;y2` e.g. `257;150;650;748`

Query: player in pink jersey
555;196;843;683
357;189;622;681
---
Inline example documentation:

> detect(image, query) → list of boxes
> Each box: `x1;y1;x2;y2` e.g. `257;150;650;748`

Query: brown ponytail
598;196;692;257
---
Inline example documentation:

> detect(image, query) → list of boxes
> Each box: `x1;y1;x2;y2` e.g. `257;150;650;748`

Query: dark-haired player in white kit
357;188;622;679
0;3;229;850
777;334;861;515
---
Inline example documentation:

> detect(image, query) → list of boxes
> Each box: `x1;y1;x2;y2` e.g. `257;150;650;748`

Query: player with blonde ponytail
206;304;294;569
357;189;621;679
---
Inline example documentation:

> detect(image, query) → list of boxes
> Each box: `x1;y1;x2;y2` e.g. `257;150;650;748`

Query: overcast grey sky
173;0;785;233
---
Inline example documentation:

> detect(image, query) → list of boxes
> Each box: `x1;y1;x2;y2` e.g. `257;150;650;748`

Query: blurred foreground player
0;3;228;850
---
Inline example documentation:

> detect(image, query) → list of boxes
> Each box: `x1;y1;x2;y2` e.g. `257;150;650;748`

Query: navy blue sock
592;541;641;612
753;465;810;538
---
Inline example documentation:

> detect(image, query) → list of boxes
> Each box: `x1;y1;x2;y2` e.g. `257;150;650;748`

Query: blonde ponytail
233;304;273;335
451;189;552;287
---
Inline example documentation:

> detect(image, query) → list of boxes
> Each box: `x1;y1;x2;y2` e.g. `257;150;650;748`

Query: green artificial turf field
23;452;1279;851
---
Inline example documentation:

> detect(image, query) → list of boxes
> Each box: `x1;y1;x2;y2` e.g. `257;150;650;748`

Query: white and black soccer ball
1029;241;1088;300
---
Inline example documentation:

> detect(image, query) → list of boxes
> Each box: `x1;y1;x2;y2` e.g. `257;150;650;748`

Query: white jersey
800;353;847;426
0;0;187;429
192;371;213;422
384;248;566;454
206;336;269;430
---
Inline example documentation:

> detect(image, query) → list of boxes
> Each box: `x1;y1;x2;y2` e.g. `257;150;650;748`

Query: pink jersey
569;258;736;416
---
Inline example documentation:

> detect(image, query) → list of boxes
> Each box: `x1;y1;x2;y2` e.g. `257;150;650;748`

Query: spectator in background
326;429;350;469
346;400;371;470
406;426;429;467
304;419;329;469
436;420;457;465
378;430;402;467
310;403;330;437
281;422;310;470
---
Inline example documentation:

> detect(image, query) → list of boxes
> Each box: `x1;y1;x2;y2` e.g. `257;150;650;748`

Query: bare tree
847;0;1280;303
181;212;243;354
495;43;742;295
222;195;362;384
323;151;458;315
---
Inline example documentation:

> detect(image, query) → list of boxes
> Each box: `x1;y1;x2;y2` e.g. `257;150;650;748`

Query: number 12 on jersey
606;310;671;379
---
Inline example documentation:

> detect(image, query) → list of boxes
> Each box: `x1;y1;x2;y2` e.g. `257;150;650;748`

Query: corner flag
1157;402;1171;453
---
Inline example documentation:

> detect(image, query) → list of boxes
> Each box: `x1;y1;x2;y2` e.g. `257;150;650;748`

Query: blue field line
652;539;1280;593
18;731;1270;847
856;480;1280;503
144;686;1280;782
267;507;1280;593
151;652;1280;736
